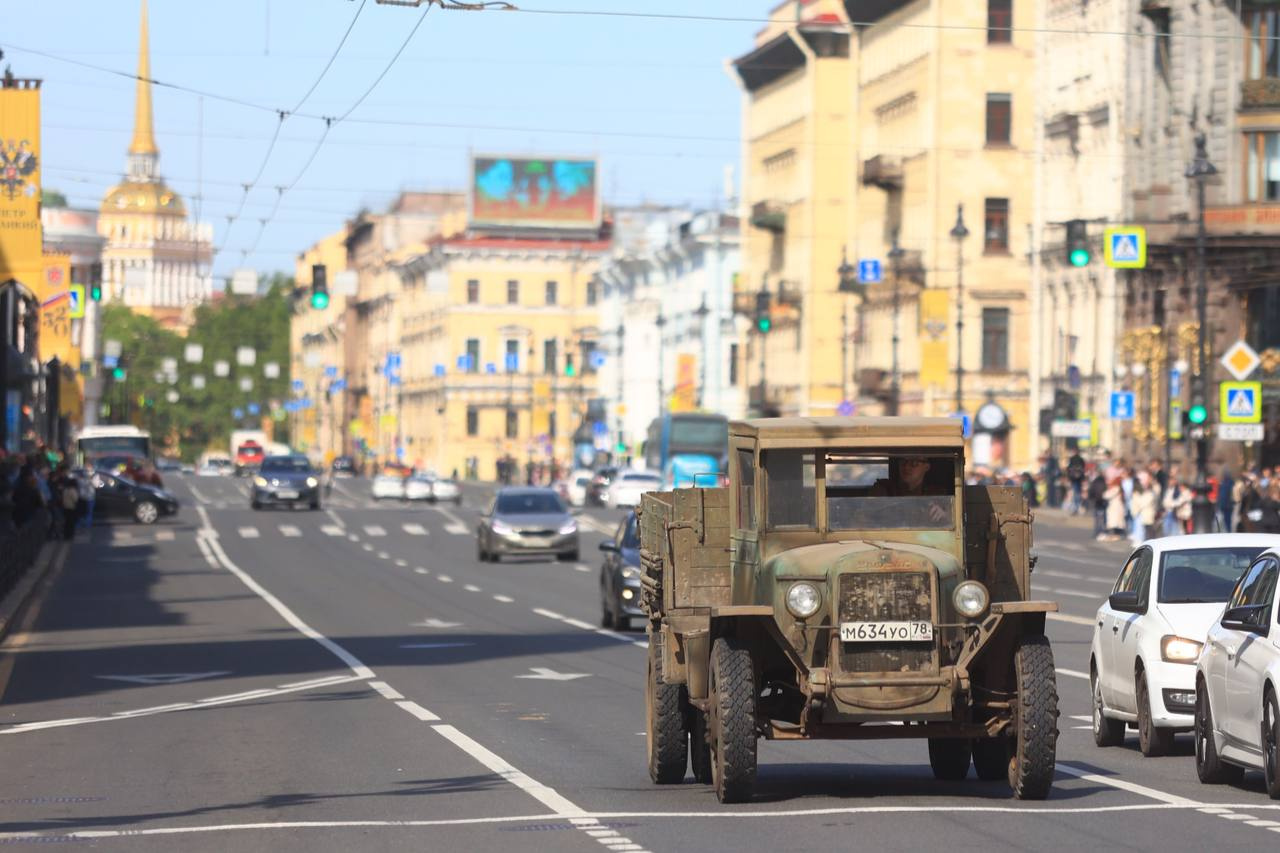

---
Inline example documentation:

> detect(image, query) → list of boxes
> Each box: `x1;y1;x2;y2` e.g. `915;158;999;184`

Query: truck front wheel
646;643;688;784
1008;635;1059;800
709;638;757;803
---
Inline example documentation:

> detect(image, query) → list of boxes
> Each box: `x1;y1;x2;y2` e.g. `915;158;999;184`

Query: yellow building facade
734;0;1037;469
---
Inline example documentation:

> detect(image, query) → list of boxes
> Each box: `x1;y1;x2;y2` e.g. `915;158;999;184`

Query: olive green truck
638;417;1059;803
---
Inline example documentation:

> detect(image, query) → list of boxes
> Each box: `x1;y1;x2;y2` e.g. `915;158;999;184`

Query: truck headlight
253;476;268;487
953;580;990;618
786;582;822;619
1161;634;1203;664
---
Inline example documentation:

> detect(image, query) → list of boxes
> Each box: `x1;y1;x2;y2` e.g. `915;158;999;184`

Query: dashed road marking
464;584;481;592
394;558;408;567
377;551;390;560
445;523;468;536
1048;612;1095;627
415;567;430;575
321;525;344;537
279;525;302;538
154;530;175;542
494;594;514;603
403;523;427;536
396;700;440;721
368;681;403;701
238;527;259;539
1044;586;1100;600
575;563;592;573
437;575;453;583
364;525;387;537
362;544;375;552
347;534;360;543
1057;668;1089;680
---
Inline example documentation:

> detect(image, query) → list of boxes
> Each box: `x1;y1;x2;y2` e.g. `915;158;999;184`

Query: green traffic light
89;284;102;301
311;291;330;310
1188;404;1208;425
1069;248;1090;268
757;317;771;333
112;367;125;380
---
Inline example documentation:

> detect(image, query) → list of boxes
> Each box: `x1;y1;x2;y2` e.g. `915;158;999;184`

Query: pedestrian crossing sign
1103;226;1147;269
1220;381;1262;424
68;285;85;319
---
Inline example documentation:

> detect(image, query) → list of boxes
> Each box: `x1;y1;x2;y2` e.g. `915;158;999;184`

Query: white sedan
606;471;663;508
371;474;406;501
1091;533;1280;756
404;475;435;501
565;469;594;507
1196;546;1280;796
430;478;461;504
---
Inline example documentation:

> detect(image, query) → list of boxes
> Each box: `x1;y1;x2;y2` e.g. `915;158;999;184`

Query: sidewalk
0;540;68;644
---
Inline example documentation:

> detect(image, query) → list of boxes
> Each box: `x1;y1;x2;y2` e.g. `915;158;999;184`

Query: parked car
430;477;461;505
156;456;182;473
251;455;322;510
1196;546;1280;795
372;473;406;501
405;473;436;501
1091;533;1280;755
91;470;179;525
599;511;643;631
566;468;594;507
331;455;359;477
477;487;578;562
606;470;663;508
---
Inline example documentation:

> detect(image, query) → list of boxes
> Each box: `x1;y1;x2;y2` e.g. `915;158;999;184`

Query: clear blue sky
7;0;763;278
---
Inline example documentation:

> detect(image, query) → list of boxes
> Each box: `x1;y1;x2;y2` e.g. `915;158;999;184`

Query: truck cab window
764;450;815;528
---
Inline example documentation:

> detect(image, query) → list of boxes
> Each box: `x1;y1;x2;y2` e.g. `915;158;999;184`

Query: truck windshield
825;454;956;530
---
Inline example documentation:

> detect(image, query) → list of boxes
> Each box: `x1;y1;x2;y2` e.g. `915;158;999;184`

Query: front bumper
253;485;319;505
491;529;579;555
1144;658;1198;728
615;578;644;616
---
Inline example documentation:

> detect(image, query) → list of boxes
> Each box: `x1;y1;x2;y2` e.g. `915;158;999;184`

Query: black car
599;511;643;631
331;455;359;477
91;470;179;525
252;455;321;510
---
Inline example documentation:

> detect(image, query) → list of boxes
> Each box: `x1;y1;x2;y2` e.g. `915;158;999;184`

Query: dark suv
252;456;321;510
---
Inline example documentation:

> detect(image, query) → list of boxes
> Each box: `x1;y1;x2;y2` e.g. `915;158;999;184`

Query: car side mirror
1108;591;1144;613
1222;604;1270;636
599;541;619;553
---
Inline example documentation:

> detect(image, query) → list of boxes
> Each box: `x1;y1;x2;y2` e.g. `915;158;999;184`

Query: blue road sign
329;378;347;393
592;420;609;437
1170;369;1182;397
324;365;338;379
233;408;244;419
486;362;497;374
291;378;305;392
505;352;519;372
590;350;607;370
1110;391;1136;421
103;355;119;369
950;412;972;439
836;400;855;417
248;403;260;416
858;259;882;284
434;364;446;377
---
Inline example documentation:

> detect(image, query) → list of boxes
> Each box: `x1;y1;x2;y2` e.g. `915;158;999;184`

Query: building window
984;198;1009;253
506;409;518;439
581;340;598;374
466;338;480;374
1152;8;1171;82
987;0;1011;43
1245;131;1280;201
466;279;479;304
586;280;598;306
543;339;558;375
982;308;1010;371
729;343;739;386
549;411;557;439
507;280;519;304
505;339;520;372
986;94;1011;145
545;280;558;306
1247;9;1280;80
1153;289;1166;327
466;406;479;436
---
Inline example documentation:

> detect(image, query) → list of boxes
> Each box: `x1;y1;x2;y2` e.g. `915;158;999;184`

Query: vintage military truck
639;417;1059;803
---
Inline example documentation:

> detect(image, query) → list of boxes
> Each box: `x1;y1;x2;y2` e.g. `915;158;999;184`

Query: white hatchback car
566;469;594;507
371;473;406;501
1196;547;1280;796
1091;534;1280;756
607;470;663;508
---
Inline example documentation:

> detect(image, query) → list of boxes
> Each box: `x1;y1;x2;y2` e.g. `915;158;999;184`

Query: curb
0;540;68;645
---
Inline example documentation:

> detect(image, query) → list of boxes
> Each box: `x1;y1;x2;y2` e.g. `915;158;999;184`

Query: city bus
643;412;728;489
75;425;153;468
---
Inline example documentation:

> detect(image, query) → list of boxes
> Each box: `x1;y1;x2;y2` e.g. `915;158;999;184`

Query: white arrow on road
95;671;230;685
413;618;462;629
516;667;591;682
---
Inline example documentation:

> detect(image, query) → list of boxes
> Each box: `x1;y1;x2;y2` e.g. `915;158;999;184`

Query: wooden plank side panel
962;485;1029;601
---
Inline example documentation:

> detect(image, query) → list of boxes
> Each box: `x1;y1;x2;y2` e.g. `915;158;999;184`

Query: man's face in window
901;457;930;491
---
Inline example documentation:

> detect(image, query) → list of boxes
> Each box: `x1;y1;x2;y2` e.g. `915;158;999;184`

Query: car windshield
624;473;660;483
496;492;566;514
1158;547;1265;603
261;457;311;473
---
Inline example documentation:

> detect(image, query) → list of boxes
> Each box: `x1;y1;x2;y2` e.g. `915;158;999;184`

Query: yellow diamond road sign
1221;340;1260;381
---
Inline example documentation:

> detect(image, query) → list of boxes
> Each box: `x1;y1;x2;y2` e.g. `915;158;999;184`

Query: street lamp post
950;204;970;415
655;310;667;418
838;247;857;405
615;323;625;458
694;296;710;409
888;231;906;416
1186;133;1217;533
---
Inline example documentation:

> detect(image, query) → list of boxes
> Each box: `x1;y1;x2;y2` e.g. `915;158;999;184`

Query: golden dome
100;180;187;216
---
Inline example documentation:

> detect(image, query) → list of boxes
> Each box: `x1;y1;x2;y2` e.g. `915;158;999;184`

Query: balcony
750;201;787;234
1242;78;1280;111
861;155;903;190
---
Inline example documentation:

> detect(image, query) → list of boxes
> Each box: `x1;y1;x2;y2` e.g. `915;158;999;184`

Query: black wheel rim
1196;691;1208;768
1266;698;1278;785
1092;676;1103;736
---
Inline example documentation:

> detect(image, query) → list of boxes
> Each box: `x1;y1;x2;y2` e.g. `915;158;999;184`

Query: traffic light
1188;397;1208;426
754;290;772;334
112;367;126;381
1065;219;1090;267
1052;389;1078;422
89;282;102;302
564;354;576;377
310;264;330;310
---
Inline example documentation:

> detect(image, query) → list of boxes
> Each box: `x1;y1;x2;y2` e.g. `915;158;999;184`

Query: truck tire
971;738;1008;781
646;643;688;784
1195;681;1243;785
709;638;757;803
690;708;712;785
1137;672;1174;757
1008;635;1058;800
927;738;971;781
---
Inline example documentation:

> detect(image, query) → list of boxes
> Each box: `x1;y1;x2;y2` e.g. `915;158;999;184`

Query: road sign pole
1188;133;1216;533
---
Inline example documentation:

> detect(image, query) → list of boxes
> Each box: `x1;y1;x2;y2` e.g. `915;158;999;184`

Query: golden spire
129;0;158;156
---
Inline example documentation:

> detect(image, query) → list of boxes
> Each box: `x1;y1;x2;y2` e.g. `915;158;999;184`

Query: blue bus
644;413;729;489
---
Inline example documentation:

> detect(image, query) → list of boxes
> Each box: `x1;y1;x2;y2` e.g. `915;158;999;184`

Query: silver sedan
477;487;579;563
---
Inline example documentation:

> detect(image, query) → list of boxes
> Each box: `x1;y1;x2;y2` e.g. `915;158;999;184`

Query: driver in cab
870;456;950;524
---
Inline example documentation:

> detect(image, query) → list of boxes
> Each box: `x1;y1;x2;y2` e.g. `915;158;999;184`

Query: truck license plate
840;621;933;642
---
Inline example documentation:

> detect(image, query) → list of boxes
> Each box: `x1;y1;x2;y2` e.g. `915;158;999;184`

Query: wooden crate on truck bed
639;488;732;615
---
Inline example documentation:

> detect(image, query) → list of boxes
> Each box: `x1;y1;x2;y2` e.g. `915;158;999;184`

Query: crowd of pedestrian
0;446;93;541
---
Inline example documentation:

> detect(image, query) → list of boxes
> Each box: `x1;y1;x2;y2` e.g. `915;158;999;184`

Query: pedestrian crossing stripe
402;523;427;536
321;525;344;536
364;525;386;537
1220;380;1263;424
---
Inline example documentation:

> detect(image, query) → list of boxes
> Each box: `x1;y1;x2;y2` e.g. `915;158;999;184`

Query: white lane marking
1056;762;1200;806
445;523;468;535
464;584;481;593
563;617;596;631
321;525;344;537
575;563;592;573
377;551;390;560
154;530;175;542
324;508;346;529
197;531;373;679
362;544;375;552
403;523;428;536
533;608;641;646
1057;668;1089;680
395;558;408;567
494;594;514;603
193;688;276;704
279;675;355;690
1220;813;1259;821
437;575;454;583
369;681;404;701
279;525;302;538
187;484;211;505
414;618;462;629
415;568;430;575
95;671;228;685
1247;820;1280;827
364;525;387;537
238;526;260;539
432;723;585;816
516;667;591;682
578;516;615;535
1069;715;1093;723
110;703;190;717
1047;612;1095;627
348;534;360;543
194;504;215;534
396;700;440;721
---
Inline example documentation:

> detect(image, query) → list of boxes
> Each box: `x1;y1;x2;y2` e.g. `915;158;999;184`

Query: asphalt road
2;476;1280;850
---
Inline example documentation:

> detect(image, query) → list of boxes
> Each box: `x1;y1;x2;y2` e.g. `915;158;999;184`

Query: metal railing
0;508;50;604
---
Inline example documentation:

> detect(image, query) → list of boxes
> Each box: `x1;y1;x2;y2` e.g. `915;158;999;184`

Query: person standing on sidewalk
1066;451;1086;515
1130;477;1157;545
1089;471;1108;538
1163;476;1192;536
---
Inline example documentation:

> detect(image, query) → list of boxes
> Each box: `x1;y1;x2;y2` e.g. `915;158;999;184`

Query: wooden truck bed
638;488;732;616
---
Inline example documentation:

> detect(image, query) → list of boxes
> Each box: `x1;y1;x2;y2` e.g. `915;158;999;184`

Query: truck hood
769;540;962;583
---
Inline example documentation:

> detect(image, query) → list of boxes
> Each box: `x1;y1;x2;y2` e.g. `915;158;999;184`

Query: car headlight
491;520;513;535
558;520;578;535
953;580;990;618
1161;634;1203;664
786;582;822;619
253;476;267;487
621;567;638;579
306;477;318;488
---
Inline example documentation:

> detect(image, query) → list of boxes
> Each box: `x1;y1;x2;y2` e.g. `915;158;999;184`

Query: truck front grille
838;572;934;674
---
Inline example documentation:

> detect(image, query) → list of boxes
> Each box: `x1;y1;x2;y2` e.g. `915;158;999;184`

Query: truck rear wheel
646;642;688;784
927;738;971;781
709;638;757;803
690;708;712;785
971;737;1008;781
1008;635;1058;800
